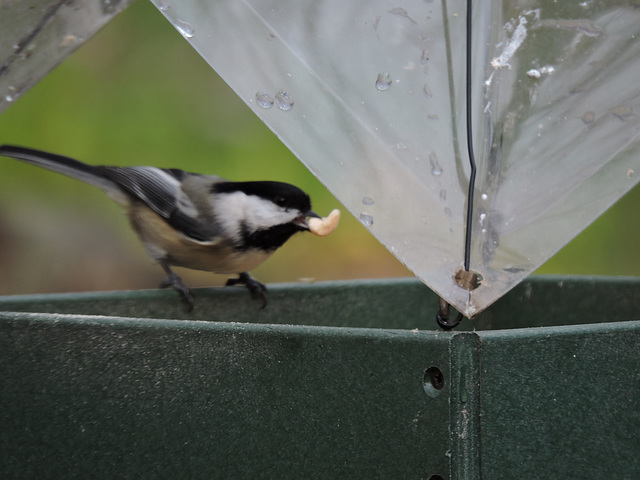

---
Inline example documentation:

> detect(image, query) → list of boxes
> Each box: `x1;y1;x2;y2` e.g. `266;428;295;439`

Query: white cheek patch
244;195;295;228
212;191;249;240
212;192;298;241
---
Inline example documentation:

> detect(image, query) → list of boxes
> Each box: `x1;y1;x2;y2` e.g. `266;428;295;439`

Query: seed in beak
308;209;340;236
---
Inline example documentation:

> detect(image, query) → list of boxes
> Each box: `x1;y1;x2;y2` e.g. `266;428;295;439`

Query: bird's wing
99;166;213;242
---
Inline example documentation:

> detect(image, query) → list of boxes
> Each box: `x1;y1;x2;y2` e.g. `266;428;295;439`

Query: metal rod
463;0;477;272
435;0;477;331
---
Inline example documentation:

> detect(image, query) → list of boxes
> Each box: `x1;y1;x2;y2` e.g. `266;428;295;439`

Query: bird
0;145;321;310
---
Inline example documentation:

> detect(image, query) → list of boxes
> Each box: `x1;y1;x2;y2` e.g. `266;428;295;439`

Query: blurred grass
0;0;637;296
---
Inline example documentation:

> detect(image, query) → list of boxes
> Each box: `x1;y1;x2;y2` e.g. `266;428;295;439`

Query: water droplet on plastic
5;85;17;103
174;19;195;38
275;91;294;111
59;34;77;48
581;111;595;124
420;48;429;65
359;213;374;227
255;92;274;109
423;83;433;98
429;152;443;175
375;72;392;91
155;0;171;11
610;105;633;120
444;207;452;218
439;189;447;202
481;193;488;201
479;213;487;226
362;196;375;206
526;69;541;79
387;7;417;25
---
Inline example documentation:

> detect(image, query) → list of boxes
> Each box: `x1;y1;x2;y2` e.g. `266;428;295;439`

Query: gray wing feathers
99;166;214;242
99;167;183;218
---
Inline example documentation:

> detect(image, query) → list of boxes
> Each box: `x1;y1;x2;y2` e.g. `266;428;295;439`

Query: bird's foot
226;272;268;309
160;271;195;312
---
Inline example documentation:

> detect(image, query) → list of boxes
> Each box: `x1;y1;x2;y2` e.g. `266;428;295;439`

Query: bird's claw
226;272;268;309
160;273;195;312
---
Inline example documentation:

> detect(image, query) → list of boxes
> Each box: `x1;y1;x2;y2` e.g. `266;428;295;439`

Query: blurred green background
0;0;638;297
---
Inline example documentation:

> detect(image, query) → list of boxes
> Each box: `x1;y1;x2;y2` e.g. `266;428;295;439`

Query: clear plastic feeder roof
152;0;639;316
3;1;638;317
0;0;133;113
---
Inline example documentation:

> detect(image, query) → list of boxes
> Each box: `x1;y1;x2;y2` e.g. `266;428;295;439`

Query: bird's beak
294;211;320;231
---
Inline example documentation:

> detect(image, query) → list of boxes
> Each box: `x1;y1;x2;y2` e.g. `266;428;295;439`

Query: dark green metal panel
471;276;640;330
448;333;482;480
0;276;639;478
478;322;640;479
0;275;638;329
0;312;452;479
0;278;435;329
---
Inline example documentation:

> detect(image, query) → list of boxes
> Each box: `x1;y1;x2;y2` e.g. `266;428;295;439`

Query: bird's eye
275;196;287;207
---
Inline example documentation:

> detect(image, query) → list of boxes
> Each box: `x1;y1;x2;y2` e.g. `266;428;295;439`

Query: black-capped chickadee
0;145;321;309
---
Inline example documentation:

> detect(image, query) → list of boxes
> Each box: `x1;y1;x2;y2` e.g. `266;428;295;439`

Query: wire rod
435;0;476;331
463;0;477;272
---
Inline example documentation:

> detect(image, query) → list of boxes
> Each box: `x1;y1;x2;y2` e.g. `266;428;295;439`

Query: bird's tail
0;145;124;200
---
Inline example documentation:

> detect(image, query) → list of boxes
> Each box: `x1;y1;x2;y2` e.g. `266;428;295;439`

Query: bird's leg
226;272;268;309
158;260;195;311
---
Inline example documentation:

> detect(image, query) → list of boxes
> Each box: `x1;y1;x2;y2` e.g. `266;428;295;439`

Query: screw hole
423;367;445;397
425;366;445;389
